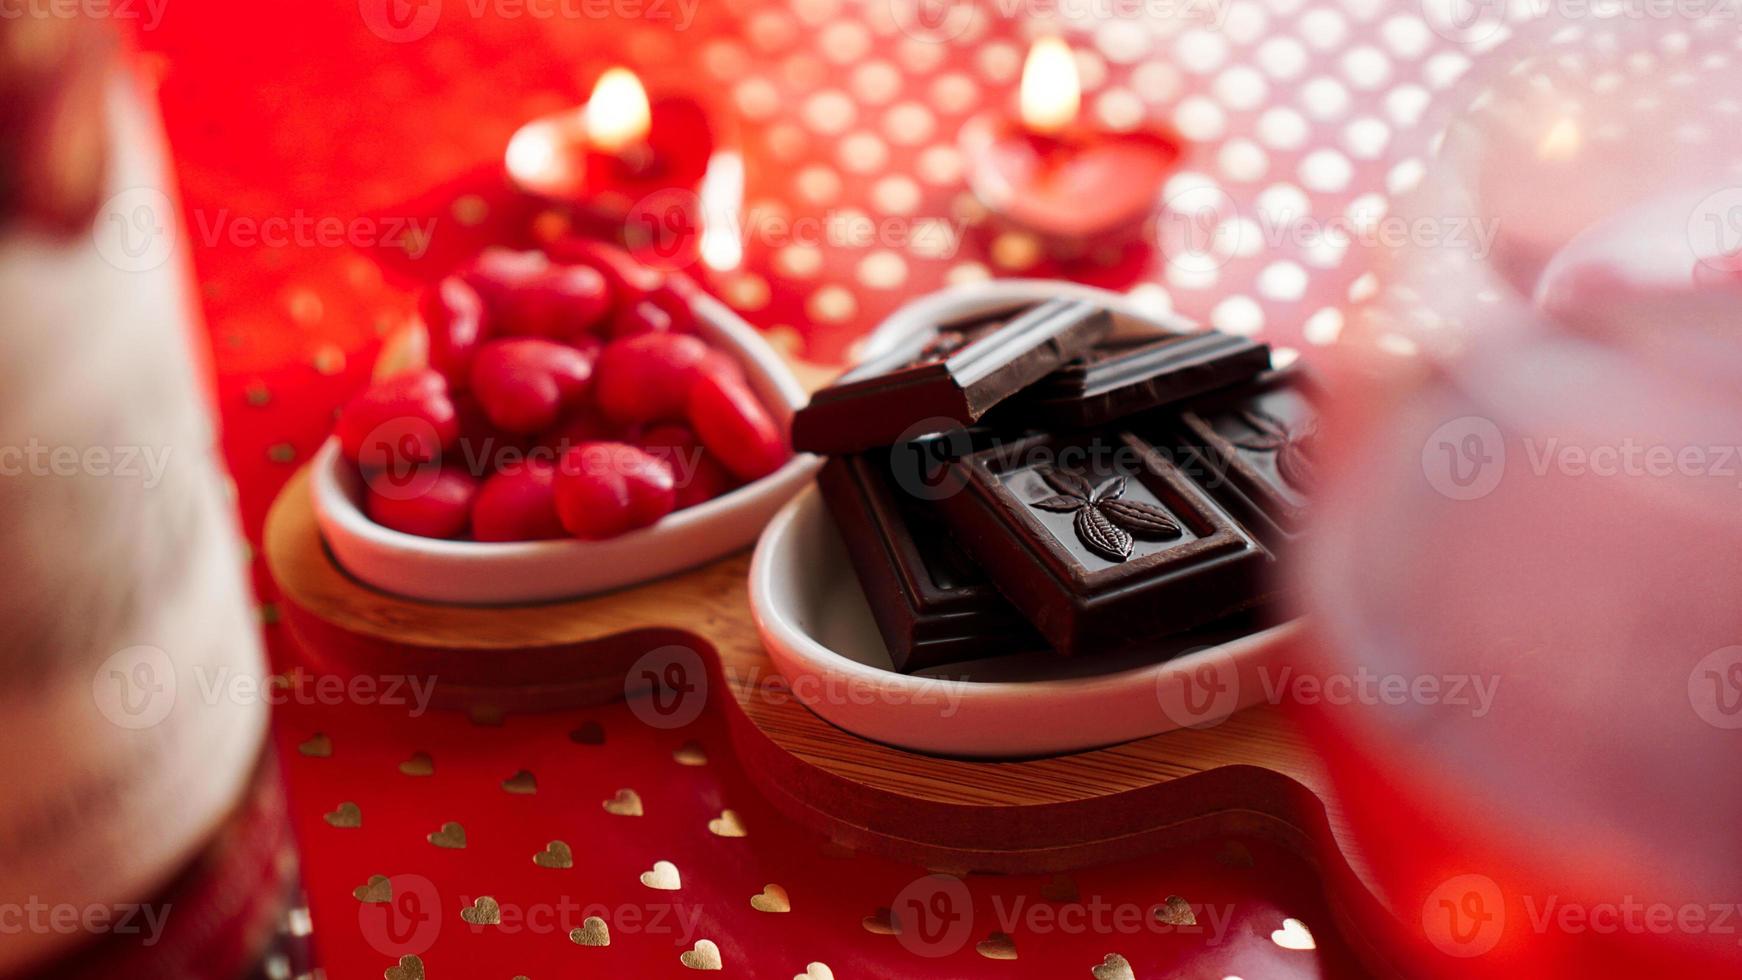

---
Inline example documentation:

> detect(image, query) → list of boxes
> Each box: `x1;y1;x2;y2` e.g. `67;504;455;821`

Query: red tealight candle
505;68;732;267
962;37;1180;252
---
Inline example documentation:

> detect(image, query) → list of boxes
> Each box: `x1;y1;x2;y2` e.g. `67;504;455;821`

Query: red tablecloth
129;2;1415;975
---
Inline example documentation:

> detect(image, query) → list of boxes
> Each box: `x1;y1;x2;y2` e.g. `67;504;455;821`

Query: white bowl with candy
311;243;820;604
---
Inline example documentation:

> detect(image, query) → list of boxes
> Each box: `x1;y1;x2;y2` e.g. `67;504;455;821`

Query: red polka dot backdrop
123;0;1532;976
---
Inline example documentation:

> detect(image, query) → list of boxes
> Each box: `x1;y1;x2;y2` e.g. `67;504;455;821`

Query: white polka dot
1096;20;1152;63
884;102;937;145
1343;117;1390;159
1213;66;1269;111
1385;85;1430;126
1211;296;1265;335
1381;15;1432;60
1300;149;1353;192
1132;62;1182;104
1176;30;1230;74
1342;46;1392;90
1168;261;1220;291
734;78;781;120
819;21;871;63
1302;233;1348;268
1096;89;1145;131
1173;96;1227;141
1345;192;1388;231
850;61;902;105
803;90;857;135
1257;37;1308;80
977;41;1021;83
930;73;979;115
1387;158;1425;195
1349;272;1379;301
917;145;962;185
796;165;841;204
897;37;947;74
839;132;889;173
1258;261;1308;301
1074;50;1109;91
1258;107;1309;150
1299;9;1348;50
1218;140;1269;182
871;175;921;215
1257;183;1310;225
1221;4;1270;45
1425;51;1472;90
1126;283;1173;318
1221;218;1264;259
1303;307;1344;344
1301;77;1350;120
858;250;907;289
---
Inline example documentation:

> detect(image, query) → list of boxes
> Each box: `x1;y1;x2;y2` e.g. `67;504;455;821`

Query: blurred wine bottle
0;16;308;980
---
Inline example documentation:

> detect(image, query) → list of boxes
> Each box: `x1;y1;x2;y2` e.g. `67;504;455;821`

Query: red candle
962;37;1180;251
505;68;726;267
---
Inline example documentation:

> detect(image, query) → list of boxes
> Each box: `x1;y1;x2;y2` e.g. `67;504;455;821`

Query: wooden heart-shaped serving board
266;461;1405;969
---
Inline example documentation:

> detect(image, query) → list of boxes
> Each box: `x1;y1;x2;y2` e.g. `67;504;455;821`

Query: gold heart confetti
352;875;392;903
1040;874;1079;903
1154;895;1196;926
532;840;573;869
459;896;500;926
501;770;537;794
569;721;605;744
468;703;504;726
1091;953;1136;980
673;740;707;765
707;809;747;838
679;939;723;971
383;954;424;980
1271;917;1316;950
795;964;834;980
426;821;467;849
976;931;1019;960
569;916;611;946
323;802;361;829
749;884;790;913
861;907;899;935
640;860;681;891
398;752;434;777
298;732;331;758
602;789;644;817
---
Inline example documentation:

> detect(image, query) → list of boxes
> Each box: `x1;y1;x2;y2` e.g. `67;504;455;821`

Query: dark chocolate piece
1174;368;1319;542
995;331;1272;429
818;453;1040;673
935;430;1275;657
792;298;1113;454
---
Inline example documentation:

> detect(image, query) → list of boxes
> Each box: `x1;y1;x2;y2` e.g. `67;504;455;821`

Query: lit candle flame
586;67;652;153
1019;37;1080;135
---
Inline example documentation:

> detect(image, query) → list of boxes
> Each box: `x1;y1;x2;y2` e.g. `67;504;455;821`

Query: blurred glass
1300;12;1742;976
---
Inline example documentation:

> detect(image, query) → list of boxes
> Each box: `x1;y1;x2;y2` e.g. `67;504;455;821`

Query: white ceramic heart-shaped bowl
747;280;1297;757
312;291;822;604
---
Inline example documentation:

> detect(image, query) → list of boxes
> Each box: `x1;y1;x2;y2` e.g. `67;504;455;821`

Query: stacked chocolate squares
793;297;1319;673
